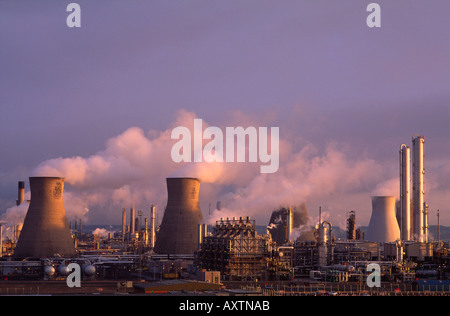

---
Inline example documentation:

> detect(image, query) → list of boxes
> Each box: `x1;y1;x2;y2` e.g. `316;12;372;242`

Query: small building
196;269;221;284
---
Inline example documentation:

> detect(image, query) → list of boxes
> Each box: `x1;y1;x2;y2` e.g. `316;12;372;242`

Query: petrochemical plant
0;135;449;296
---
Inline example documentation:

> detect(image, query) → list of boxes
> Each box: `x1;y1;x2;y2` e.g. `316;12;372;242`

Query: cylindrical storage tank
13;177;76;258
154;177;203;254
366;196;400;243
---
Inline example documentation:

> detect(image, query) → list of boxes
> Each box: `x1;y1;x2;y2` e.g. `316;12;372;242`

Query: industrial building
195;217;273;281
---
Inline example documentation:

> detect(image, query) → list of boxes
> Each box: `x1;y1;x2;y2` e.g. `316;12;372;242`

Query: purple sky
1;1;450;230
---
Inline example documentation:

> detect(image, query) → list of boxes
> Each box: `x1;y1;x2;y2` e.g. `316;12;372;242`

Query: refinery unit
0;135;449;295
195;217;273;281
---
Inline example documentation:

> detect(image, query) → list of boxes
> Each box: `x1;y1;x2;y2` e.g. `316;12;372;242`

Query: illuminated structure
14;177;76;258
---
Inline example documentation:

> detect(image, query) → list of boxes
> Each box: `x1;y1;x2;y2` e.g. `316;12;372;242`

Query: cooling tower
366;196;400;243
154;177;203;254
14;177;76;258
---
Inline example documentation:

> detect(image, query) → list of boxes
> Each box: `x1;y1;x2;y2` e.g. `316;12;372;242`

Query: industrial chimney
13;177;76;258
16;181;25;206
149;204;156;248
399;144;411;240
154;177;203;254
366;196;400;243
412;135;427;242
129;206;135;239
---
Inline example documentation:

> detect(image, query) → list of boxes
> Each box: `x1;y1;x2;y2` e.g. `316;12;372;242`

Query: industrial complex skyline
1;1;450;231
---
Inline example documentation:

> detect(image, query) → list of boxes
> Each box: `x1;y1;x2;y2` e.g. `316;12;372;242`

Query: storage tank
366;196;400;243
153;177;203;254
13;177;76;258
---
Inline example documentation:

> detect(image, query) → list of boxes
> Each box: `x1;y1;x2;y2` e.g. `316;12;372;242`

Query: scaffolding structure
196;217;273;281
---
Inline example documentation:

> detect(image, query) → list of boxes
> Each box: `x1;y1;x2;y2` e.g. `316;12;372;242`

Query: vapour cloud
24;109;390;228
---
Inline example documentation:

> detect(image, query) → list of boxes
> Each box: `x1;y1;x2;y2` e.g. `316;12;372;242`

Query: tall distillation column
412;135;427;242
399;144;411;240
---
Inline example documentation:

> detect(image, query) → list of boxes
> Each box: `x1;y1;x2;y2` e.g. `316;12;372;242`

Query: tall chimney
13;177;76;258
399;144;411;240
412;135;426;242
287;206;294;241
16;181;25;206
0;223;3;257
122;208;126;242
129;206;135;239
150;204;156;248
144;217;149;245
154;178;203;254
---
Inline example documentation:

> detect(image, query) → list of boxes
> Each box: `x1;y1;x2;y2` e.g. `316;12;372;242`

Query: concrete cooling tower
154;177;203;255
366;196;400;243
14;177;76;258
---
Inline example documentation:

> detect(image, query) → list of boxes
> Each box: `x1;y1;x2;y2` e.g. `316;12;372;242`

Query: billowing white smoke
207;142;382;225
1;201;28;240
0;190;89;239
92;228;115;238
24;109;388;226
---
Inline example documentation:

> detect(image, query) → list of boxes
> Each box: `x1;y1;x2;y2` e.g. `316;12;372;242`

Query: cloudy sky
1;0;449;230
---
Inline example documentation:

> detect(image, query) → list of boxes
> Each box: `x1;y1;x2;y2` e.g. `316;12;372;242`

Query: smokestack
366;196;400;243
347;211;356;240
0;223;3;258
122;208;126;242
13;177;76;258
16;181;25;206
144;217;149;245
129;206;135;239
150;204;156;248
412;135;426;242
154;177;203;254
198;223;207;249
399;144;411;240
287;206;293;242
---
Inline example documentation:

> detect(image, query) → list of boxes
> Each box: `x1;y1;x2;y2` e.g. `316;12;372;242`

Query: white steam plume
28;109;390;226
